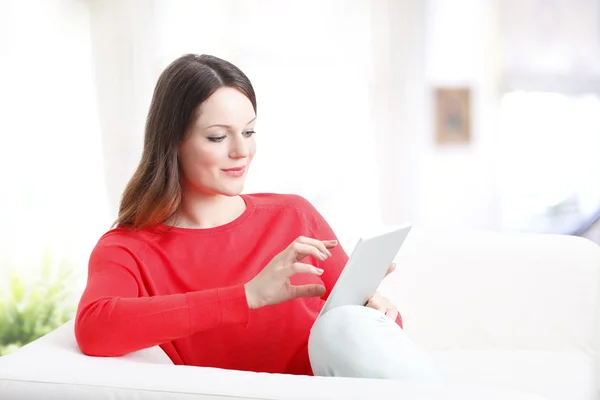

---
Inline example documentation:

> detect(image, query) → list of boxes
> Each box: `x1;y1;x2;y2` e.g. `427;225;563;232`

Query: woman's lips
222;166;246;177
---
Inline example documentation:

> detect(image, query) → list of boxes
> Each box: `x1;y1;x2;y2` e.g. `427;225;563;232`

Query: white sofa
1;228;599;400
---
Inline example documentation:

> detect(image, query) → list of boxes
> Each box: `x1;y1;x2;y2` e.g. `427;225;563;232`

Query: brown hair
114;54;257;230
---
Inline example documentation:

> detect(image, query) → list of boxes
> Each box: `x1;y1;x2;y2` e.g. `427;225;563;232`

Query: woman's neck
167;192;246;229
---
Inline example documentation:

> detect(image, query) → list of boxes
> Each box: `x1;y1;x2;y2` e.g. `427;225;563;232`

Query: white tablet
317;224;412;319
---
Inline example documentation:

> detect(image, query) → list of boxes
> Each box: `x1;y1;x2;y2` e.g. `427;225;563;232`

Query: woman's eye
243;130;256;138
208;136;226;143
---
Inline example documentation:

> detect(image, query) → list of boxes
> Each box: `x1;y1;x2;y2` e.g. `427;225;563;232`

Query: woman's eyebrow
205;117;256;130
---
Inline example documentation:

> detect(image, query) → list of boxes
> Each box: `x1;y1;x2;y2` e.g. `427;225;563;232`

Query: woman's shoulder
244;193;331;236
244;192;317;214
92;226;153;255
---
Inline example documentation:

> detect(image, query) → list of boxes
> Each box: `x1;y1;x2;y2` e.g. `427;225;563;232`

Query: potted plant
0;250;79;356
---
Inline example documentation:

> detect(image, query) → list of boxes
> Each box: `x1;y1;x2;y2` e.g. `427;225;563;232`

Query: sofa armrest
0;320;546;400
379;228;600;354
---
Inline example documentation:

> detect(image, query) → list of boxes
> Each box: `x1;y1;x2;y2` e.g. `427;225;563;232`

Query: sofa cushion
436;349;594;400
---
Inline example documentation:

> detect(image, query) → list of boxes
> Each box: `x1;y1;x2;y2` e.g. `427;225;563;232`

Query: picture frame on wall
434;87;471;145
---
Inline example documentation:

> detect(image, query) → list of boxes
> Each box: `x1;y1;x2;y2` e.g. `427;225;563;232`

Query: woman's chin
219;182;246;197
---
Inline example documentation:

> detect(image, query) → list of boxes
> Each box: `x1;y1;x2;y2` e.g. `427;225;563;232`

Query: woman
75;54;443;380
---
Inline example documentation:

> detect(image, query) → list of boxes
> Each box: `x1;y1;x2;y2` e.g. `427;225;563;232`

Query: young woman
75;54;443;380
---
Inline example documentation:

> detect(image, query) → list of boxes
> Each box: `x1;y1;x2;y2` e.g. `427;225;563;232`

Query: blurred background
0;0;599;353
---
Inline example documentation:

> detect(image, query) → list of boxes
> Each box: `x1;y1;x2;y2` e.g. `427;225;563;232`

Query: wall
412;0;502;232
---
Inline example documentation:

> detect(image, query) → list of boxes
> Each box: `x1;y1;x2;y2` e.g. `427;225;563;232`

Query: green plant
0;249;79;356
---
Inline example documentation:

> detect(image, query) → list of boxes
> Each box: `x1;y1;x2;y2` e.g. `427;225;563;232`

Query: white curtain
87;0;157;218
0;0;108;274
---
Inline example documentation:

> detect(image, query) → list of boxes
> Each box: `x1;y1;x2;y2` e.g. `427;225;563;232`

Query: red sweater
75;193;402;375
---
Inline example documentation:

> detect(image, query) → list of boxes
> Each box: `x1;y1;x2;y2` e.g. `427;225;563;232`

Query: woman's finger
323;239;338;249
289;283;326;299
385;306;399;320
296;236;337;258
288;262;324;277
366;297;386;314
384;263;396;277
289;241;329;262
378;295;398;319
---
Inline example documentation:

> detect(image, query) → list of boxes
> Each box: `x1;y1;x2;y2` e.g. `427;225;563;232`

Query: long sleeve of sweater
74;243;249;357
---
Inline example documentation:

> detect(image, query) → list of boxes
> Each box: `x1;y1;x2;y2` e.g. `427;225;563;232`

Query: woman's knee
308;305;397;377
311;305;384;339
308;305;446;381
309;305;385;353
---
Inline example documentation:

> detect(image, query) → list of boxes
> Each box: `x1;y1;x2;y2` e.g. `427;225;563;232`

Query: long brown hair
114;54;257;230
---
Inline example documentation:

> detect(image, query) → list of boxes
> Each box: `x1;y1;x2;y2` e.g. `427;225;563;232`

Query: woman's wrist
244;283;260;310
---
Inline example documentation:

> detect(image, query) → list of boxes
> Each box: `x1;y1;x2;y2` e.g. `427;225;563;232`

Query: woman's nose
229;136;249;158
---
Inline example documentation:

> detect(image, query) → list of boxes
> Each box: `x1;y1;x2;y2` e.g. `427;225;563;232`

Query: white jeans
308;305;446;381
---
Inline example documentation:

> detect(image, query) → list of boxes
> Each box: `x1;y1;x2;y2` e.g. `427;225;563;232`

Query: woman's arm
75;243;249;357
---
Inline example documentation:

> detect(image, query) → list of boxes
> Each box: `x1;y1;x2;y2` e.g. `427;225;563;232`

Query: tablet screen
317;225;412;319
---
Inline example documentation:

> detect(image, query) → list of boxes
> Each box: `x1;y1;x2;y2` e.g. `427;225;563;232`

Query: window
496;91;600;233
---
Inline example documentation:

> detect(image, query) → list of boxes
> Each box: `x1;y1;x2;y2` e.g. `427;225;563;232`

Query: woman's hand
244;236;338;309
366;292;398;320
366;263;398;319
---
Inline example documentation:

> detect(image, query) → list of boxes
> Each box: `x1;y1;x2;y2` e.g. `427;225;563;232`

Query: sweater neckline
155;194;255;235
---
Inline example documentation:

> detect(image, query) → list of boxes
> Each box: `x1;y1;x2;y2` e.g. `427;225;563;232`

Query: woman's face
178;87;256;197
